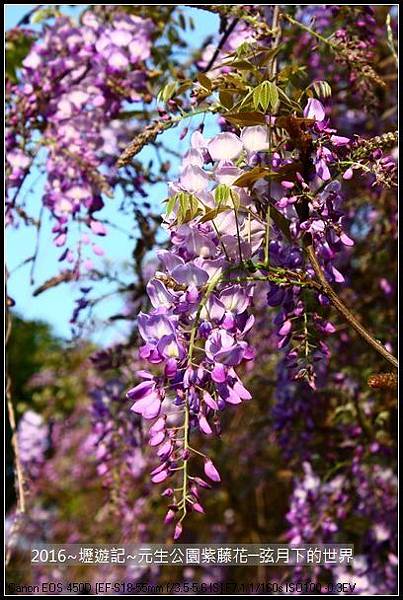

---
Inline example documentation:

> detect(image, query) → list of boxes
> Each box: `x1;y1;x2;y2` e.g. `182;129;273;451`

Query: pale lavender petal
147;279;176;308
233;381;252;400
330;135;350;146
207;132;243;161
340;233;354;246
240;126;270;153
157;250;184;273
304;98;326;121
171;263;209;286
180;165;209;193
215;164;242;186
149;416;166;435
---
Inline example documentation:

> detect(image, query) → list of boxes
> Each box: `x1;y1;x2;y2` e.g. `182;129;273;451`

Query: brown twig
32;270;77;297
202;17;239;73
305;244;398;369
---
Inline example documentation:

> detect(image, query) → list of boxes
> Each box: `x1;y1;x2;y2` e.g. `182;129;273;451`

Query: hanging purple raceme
124;94;373;534
258;99;353;394
126;127;275;536
90;379;146;484
6;10;153;270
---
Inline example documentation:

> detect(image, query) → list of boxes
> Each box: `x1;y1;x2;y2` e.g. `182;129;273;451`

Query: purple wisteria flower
304;97;326;122
6;10;154;267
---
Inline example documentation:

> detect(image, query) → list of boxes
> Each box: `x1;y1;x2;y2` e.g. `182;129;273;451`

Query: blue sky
6;5;220;345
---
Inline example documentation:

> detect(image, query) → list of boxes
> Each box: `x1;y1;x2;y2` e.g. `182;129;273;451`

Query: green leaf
221;58;254;70
175;80;193;96
31;7;60;23
158;81;177;103
175;192;200;225
254;45;283;67
165;195;177;216
214;184;231;205
236;41;254;58
253;81;279;113
265;81;279;112
6;31;35;83
219;89;234;110
252;85;262;111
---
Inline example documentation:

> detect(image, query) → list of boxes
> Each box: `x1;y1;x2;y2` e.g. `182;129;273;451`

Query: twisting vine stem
305;244;398;369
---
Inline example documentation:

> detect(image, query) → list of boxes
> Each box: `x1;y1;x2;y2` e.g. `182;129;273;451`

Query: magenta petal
127;380;155;400
158;441;173;458
151;462;167;476
149;416;166;436
211;364;226;383
243;346;256;360
199;414;213;435
203;391;219;410
151;469;168;484
340;233;354;246
165;357;178;379
173;522;183;540
332;266;345;283
278;320;292;337
204;459;221;482
90;220;107;236
323;321;336;334
131;393;161;420
193;476;211;489
149;430;165;447
224;387;242;405
164;509;175;524
233;381;252;400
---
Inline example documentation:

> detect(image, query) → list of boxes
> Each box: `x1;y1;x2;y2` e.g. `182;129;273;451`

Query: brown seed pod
368;372;398;391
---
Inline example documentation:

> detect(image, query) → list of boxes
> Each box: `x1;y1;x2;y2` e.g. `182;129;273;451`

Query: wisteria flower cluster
125;94;361;536
6;5;397;595
6;9;153;270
